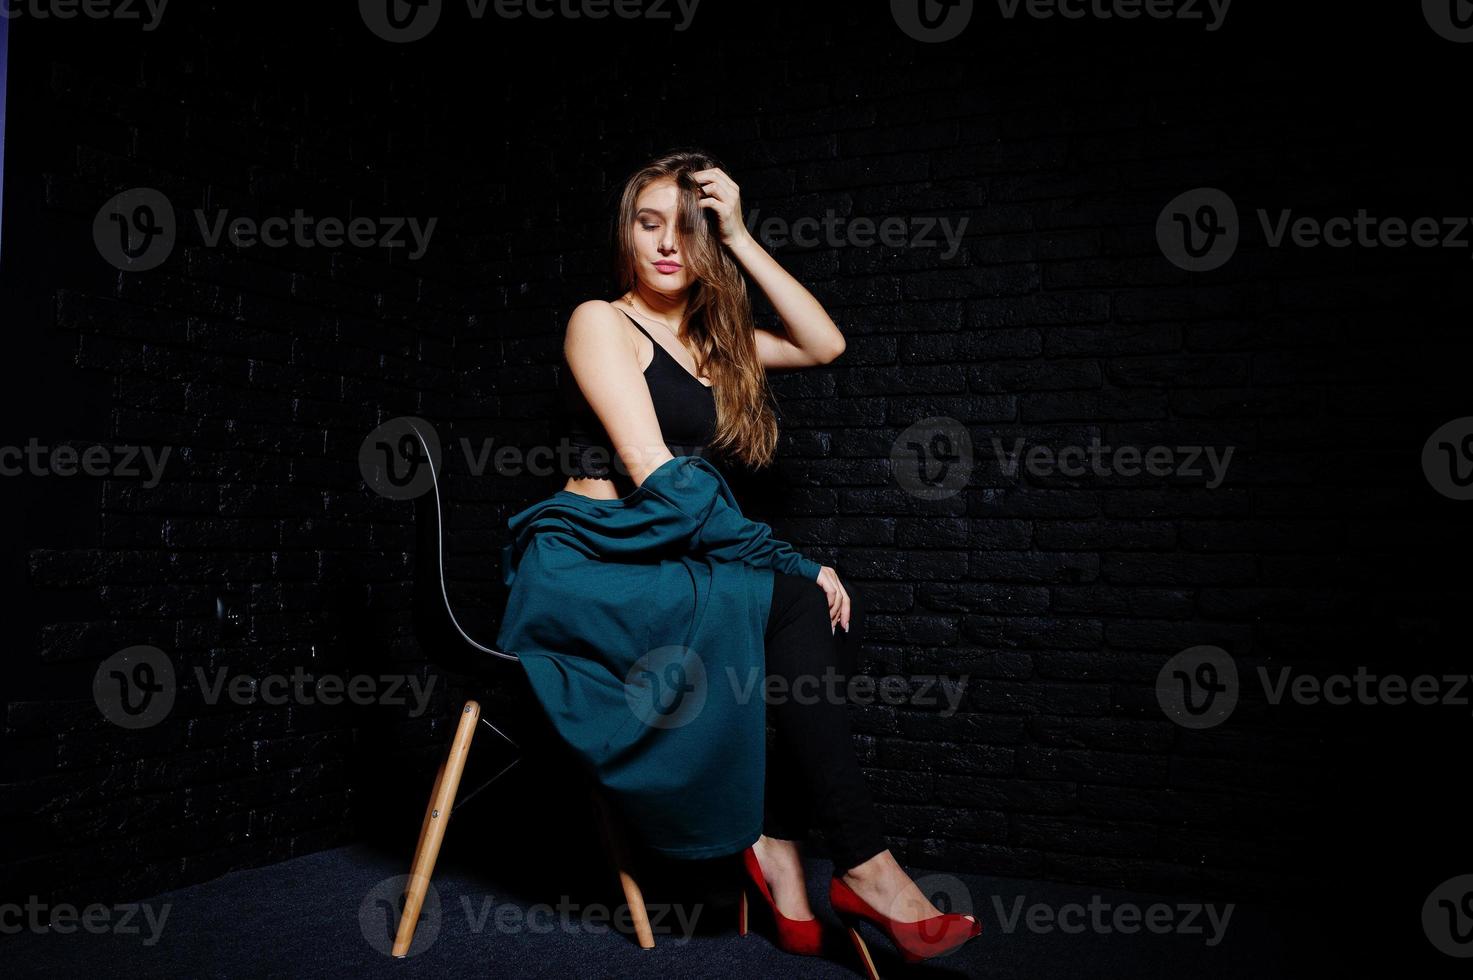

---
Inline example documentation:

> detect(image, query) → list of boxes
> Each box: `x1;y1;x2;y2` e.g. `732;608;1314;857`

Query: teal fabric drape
495;454;824;859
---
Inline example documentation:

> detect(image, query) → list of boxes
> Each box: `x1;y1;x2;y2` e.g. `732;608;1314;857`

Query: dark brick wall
2;4;1469;934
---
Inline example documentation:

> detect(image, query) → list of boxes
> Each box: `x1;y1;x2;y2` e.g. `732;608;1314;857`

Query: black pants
761;571;887;876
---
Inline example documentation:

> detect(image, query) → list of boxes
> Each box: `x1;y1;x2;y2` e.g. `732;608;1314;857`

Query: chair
390;420;657;956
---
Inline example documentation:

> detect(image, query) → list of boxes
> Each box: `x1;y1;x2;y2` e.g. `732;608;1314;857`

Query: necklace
623;294;684;339
621;293;711;383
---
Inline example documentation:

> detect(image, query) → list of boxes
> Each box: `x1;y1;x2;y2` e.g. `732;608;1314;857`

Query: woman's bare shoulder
568;298;629;324
565;299;638;355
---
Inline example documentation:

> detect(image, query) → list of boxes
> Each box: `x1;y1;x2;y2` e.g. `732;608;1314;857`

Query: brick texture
1;4;1469;914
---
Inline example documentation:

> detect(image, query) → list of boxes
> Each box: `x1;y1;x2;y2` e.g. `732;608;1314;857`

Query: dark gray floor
0;843;1288;978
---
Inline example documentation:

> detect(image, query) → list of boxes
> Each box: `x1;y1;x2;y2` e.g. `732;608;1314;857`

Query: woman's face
629;177;696;294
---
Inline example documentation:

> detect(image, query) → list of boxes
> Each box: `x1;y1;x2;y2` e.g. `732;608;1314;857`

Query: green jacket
496;454;823;859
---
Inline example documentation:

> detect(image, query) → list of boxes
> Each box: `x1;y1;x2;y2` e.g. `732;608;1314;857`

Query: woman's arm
563;300;674;487
693;168;847;370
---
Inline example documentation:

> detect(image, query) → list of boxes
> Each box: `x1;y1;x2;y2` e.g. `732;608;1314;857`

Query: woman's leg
761;571;887;875
760;572;968;926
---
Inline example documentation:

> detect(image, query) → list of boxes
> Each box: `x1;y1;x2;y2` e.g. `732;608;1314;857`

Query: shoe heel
839;917;882;980
738;887;748;937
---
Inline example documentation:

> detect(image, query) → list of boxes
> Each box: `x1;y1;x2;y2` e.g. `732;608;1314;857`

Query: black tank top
558;309;719;479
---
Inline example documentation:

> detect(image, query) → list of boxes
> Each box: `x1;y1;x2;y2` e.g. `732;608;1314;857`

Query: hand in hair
690;167;752;248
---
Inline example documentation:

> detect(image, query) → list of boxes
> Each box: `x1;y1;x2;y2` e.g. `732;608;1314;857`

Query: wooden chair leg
407;756;449;883
393;700;480;958
590;787;656;949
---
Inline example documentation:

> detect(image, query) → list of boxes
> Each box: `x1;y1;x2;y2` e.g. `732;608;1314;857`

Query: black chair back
407;420;520;680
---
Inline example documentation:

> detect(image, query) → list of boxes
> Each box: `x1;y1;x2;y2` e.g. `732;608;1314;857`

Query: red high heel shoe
829;874;981;980
737;845;825;956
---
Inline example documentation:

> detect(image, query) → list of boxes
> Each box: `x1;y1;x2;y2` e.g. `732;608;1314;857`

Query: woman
497;150;978;975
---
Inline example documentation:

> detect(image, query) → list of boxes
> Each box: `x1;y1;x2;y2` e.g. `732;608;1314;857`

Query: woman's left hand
815;565;851;634
692;167;752;248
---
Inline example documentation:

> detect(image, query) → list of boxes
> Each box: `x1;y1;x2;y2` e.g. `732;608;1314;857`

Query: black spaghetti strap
616;306;712;388
617;308;656;341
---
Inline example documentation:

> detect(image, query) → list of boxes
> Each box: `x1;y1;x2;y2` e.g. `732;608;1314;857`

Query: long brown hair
614;149;780;470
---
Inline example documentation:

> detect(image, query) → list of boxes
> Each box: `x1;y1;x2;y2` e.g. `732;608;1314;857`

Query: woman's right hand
815;565;851;634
